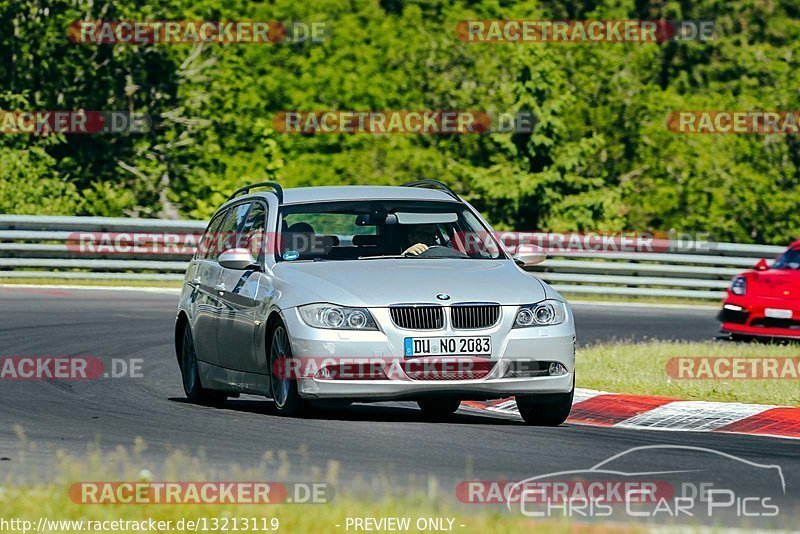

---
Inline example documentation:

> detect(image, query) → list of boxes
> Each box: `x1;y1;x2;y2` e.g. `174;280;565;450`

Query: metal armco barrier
0;215;786;299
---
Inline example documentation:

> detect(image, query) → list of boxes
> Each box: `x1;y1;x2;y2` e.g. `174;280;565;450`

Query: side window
241;202;267;262
197;210;228;260
213;202;252;261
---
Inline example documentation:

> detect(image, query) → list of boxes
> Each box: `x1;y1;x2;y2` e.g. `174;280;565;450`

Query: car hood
272;258;547;307
746;269;800;299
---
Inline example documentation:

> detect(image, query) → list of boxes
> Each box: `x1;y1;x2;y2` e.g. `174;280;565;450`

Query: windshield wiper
357;255;408;260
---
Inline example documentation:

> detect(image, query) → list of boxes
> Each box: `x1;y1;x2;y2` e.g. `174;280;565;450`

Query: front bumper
298;371;575;401
720;296;800;340
282;305;576;401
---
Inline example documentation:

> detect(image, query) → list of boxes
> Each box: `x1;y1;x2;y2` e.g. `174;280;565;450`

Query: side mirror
219;248;260;271
513;244;546;267
754;258;769;271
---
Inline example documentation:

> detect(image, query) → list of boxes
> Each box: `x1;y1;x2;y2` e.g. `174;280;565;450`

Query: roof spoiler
228;181;284;204
401;179;461;202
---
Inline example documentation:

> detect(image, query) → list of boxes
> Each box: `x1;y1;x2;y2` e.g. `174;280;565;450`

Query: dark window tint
241;202;268;262
212;203;252;261
197;209;228;260
773;248;800;270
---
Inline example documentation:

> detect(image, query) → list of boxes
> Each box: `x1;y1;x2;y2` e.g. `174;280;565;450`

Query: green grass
578;340;800;406
0;442;639;534
1;487;617;534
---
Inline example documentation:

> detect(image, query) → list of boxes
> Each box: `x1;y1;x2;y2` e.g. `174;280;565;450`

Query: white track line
615;401;775;432
0;285;718;308
473;389;800;440
573;387;609;404
0;284;181;294
570;300;719;310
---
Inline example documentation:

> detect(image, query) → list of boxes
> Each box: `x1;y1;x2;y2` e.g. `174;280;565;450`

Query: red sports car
719;240;800;340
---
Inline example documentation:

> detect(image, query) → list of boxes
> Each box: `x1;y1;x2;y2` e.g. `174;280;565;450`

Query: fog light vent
503;361;549;378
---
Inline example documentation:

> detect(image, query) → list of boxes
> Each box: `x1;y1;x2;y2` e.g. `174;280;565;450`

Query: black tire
417;398;461;420
179;325;226;407
515;386;574;427
268;322;310;417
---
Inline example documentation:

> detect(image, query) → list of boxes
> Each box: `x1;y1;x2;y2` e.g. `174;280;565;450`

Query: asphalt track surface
1;287;798;526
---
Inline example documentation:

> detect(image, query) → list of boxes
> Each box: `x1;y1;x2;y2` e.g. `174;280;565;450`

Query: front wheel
417;398;461;420
515;385;574;426
179;325;226;407
269;323;310;417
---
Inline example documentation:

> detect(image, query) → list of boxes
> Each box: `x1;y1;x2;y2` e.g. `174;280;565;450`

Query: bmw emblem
436;293;451;301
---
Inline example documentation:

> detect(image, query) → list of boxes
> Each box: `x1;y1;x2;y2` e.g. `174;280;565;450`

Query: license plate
765;308;793;319
404;336;491;357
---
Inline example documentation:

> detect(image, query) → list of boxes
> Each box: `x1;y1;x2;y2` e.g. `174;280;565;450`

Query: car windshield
772;247;800;270
276;200;505;261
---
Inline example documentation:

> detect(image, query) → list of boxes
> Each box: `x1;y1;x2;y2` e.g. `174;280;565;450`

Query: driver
403;225;442;255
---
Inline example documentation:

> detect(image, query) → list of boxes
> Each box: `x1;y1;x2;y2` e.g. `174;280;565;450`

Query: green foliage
0;0;798;243
0;146;81;214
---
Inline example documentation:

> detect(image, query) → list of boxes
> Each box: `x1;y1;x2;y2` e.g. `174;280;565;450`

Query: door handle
190;277;201;286
214;283;226;293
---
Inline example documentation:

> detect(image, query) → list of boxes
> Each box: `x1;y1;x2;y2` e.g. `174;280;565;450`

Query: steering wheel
413;245;469;259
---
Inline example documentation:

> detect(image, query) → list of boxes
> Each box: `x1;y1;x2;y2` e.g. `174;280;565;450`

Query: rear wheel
180;326;226;407
515;384;574;426
269;323;309;417
417;398;461;420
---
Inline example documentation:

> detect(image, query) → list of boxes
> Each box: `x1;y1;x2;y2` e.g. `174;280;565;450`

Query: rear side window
197;209;228;260
241;202;268;262
212;203;252;261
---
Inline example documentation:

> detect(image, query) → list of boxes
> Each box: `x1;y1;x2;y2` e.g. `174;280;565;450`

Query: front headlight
730;276;747;296
298;303;378;330
514;300;567;327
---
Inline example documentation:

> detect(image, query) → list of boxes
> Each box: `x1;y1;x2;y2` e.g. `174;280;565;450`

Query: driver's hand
403;243;429;256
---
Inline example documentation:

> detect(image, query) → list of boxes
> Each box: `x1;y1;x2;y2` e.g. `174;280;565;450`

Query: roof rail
401;180;461;201
228;181;284;204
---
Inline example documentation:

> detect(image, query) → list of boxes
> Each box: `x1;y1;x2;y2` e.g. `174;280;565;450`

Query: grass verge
577;340;800;406
0;487;620;534
0;443;636;534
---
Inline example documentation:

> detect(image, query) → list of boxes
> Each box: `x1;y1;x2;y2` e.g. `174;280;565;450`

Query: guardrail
0;215;786;299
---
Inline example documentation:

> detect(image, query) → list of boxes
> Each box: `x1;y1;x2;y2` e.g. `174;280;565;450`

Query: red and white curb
465;389;800;440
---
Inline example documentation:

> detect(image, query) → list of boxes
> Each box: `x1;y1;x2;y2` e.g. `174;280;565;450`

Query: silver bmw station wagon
175;180;576;425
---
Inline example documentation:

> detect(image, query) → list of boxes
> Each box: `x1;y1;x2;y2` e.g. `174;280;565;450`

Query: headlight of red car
730;276;747;295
